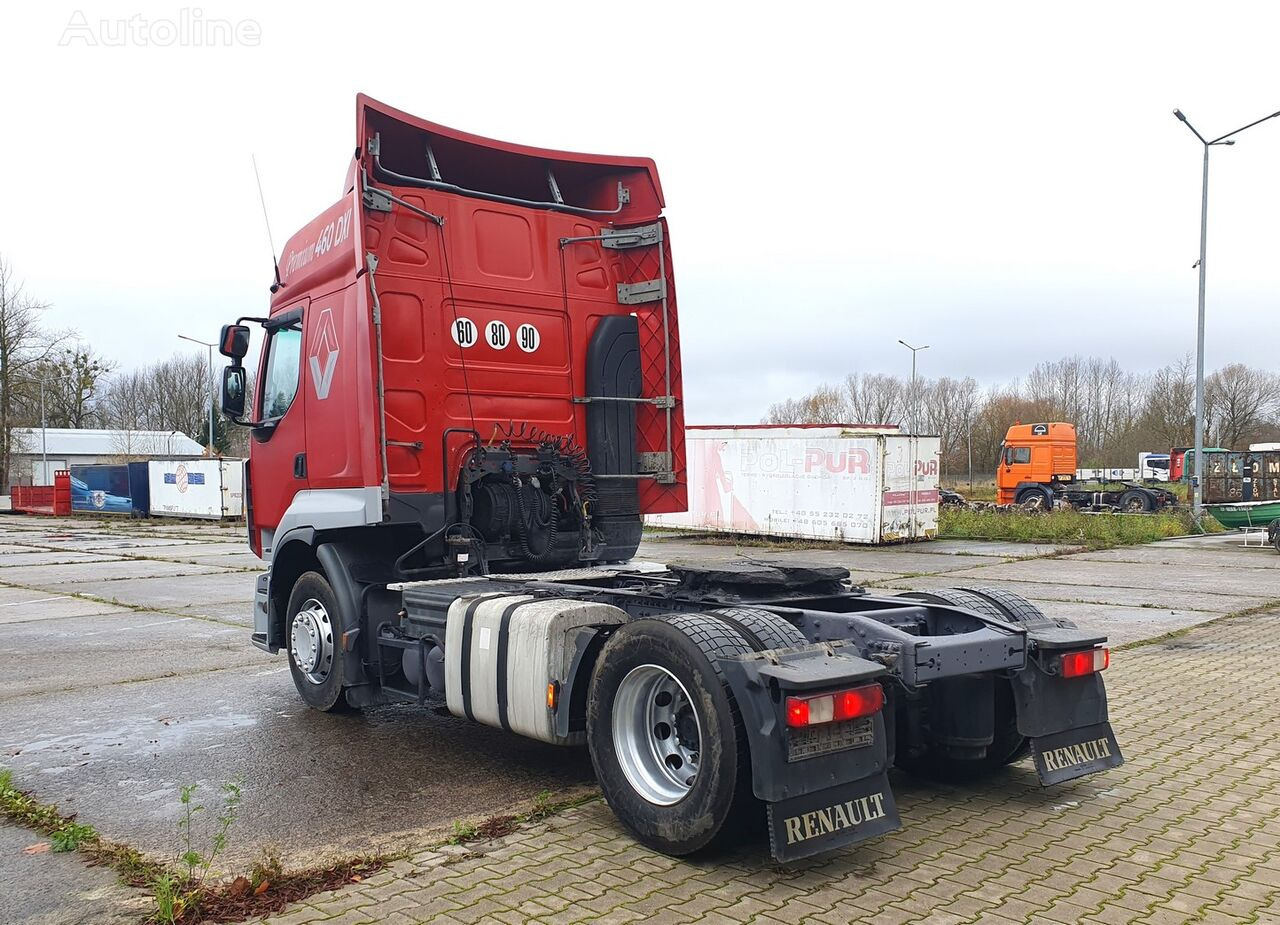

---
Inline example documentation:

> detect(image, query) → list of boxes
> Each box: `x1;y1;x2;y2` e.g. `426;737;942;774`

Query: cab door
997;445;1032;503
250;300;309;558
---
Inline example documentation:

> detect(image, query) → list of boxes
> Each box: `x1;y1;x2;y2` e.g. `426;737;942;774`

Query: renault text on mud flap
1040;734;1114;773
782;789;889;847
1031;722;1124;785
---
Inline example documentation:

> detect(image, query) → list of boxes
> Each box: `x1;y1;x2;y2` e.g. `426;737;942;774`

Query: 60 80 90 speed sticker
450;318;539;353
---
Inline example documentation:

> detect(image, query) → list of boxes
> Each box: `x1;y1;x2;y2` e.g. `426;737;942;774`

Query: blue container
70;464;150;516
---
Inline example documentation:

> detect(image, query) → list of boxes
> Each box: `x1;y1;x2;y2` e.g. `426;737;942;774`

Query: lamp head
1173;109;1187;122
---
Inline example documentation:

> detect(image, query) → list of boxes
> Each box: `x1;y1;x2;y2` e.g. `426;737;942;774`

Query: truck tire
586;614;755;856
1015;486;1051;511
1118;489;1154;513
899;588;1007;622
702;607;808;651
285;571;352;712
963;586;1056;626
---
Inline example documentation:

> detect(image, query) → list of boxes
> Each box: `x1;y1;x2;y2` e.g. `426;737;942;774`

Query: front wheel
286;571;351;712
586;615;754;856
1015;486;1050;511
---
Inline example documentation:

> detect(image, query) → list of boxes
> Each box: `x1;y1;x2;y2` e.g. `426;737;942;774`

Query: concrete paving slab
24;535;204;551
0;666;597;868
0;543;49;554
1003;599;1223;646
3;559;231;589
873;574;1264;615
146;552;264;571
119;541;253;557
1074;543;1280;567
172;599;255;626
0;551;127;568
62;571;254;610
0;594;133;626
0;822;148;925
905;539;1084;557
0;612;262;698
919;555;1280;599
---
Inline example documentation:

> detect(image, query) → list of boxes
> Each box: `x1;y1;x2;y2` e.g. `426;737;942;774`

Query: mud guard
720;642;902;861
1012;624;1123;784
1030;721;1123;785
1011;626;1111;738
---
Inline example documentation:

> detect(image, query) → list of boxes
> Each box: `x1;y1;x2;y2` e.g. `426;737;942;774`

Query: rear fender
1010;625;1111;738
720;642;889;802
720;642;900;861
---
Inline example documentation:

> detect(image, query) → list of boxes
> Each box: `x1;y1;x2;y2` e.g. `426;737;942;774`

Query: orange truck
997;423;1176;512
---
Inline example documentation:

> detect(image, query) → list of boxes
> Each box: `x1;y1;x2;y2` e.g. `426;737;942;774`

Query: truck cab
996;422;1078;505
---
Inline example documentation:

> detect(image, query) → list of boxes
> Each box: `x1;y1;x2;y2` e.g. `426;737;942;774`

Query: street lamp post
897;340;930;436
14;372;78;484
178;334;216;456
898;339;930;540
1172;107;1280;519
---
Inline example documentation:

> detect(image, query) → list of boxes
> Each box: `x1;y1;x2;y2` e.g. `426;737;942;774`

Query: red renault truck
216;95;1122;861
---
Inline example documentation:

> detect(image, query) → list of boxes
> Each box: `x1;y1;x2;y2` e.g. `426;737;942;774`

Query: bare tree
1138;355;1195;450
764;383;846;424
1206;363;1276;449
920;376;980;478
0;255;65;488
846;373;904;427
17;344;115;428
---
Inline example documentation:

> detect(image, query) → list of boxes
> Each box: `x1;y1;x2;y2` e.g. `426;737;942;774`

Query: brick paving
264;612;1280;924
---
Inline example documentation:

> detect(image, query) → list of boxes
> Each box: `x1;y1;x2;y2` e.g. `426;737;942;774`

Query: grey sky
2;2;1277;425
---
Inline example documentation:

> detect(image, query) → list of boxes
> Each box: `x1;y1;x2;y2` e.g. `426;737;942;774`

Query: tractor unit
217;95;1122;861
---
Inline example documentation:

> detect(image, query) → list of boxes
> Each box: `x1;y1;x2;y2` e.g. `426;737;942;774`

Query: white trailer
147;459;244;519
647;425;940;543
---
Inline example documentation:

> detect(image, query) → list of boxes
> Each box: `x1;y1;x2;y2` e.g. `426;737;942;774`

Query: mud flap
766;771;900;862
1030;721;1123;785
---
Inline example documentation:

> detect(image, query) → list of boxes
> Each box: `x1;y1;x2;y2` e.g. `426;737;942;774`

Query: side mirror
221;366;247;419
219;324;251;360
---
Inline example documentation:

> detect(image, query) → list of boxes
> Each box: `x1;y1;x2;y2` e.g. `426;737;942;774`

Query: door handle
293;454;307;479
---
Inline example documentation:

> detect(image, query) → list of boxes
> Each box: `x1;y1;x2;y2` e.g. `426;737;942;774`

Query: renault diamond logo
309;308;339;400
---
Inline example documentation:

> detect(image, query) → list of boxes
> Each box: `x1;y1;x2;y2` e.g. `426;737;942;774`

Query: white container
647;426;940;544
147;459;245;519
444;594;627;744
1075;467;1139;482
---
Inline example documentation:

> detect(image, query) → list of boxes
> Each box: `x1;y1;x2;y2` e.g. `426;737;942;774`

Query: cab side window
260;321;302;420
1005;447;1031;465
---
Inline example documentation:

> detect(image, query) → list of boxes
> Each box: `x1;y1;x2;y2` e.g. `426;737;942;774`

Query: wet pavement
0;515;1275;921
0;822;147;924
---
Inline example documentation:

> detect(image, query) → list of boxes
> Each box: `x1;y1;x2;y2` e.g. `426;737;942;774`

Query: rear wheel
1118;489;1153;513
286;571;351;712
586;615;755;855
702;607;808;650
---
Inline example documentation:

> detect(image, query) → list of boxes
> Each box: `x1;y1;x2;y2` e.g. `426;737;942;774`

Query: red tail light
1061;648;1109;678
785;683;884;727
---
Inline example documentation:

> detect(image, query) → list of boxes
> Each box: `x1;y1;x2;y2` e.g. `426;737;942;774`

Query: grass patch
0;767;165;883
939;507;1215;550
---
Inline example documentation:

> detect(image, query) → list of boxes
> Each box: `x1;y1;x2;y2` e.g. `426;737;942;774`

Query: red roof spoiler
356;94;664;218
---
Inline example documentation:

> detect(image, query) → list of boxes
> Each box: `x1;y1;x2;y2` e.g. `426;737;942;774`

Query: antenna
251;154;283;293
